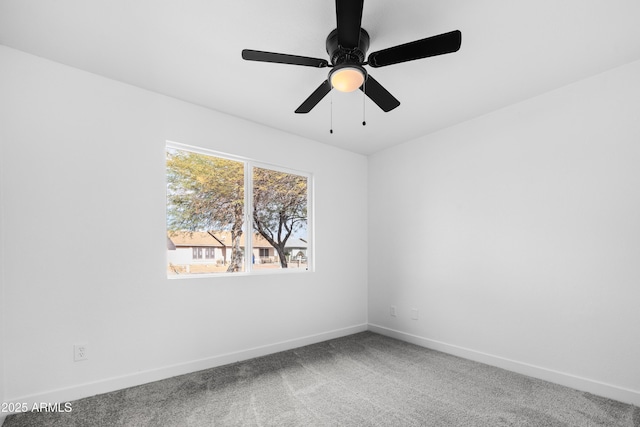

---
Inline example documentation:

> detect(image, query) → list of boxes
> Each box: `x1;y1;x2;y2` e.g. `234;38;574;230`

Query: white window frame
166;141;314;278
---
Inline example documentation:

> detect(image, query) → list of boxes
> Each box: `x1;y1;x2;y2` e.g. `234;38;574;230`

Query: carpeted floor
4;332;639;426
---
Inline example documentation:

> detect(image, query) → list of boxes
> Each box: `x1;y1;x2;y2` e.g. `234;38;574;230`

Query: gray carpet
4;332;639;426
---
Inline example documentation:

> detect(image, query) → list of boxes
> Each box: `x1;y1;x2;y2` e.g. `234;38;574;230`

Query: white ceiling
2;0;640;155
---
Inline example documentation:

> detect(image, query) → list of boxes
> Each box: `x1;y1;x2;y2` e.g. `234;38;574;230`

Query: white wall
369;60;640;405
0;135;5;420
0;45;368;405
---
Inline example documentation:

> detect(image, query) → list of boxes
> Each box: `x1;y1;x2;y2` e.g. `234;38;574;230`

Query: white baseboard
367;323;640;406
2;323;368;418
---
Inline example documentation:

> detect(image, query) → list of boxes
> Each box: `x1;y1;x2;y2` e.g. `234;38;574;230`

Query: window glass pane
166;148;245;275
252;166;309;270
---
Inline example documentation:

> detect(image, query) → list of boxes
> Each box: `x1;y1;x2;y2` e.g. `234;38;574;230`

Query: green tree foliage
166;150;244;272
166;149;308;270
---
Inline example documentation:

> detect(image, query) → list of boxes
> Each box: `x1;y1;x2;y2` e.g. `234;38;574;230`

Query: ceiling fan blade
295;80;332;114
335;0;364;48
368;30;462;68
360;75;400;112
242;49;329;68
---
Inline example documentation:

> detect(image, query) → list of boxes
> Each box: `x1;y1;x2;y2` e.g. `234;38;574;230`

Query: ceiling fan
241;0;461;114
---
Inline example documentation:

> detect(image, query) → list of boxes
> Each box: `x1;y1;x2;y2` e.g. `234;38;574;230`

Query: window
166;142;312;276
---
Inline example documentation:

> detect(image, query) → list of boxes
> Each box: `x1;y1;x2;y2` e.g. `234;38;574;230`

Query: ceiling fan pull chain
330;90;334;134
362;80;367;126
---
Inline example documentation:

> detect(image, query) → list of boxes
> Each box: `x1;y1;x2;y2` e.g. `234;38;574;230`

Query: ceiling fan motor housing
326;28;370;66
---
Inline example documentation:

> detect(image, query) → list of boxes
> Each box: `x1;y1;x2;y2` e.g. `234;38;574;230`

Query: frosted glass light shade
330;67;365;92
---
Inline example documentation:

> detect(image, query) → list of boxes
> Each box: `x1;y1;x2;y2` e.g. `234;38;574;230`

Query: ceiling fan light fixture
330;66;366;92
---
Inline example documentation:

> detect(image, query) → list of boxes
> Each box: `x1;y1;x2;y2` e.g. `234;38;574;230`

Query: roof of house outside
284;238;308;249
167;236;177;250
167;230;274;248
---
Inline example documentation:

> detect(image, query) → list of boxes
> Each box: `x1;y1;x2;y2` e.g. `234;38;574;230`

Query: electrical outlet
74;343;88;361
390;305;397;317
411;308;419;320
